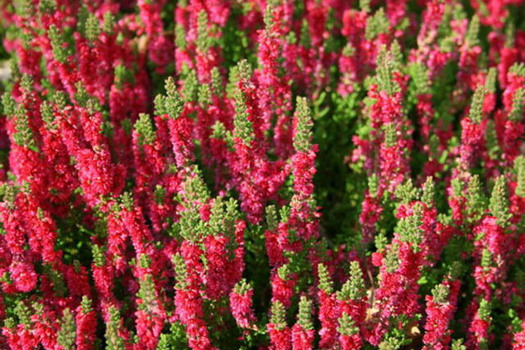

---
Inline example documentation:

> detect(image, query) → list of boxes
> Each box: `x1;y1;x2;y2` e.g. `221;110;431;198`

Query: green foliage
337;261;365;300
57;308;76;350
395;179;419;204
385;242;401;273
478;298;491;321
175;24;187;50
135;113;156;146
73;82;92;108
451;339;467;350
48;25;69;63
466;175;487;224
105;306;126;350
515;156;525;198
2;92;15;116
509;88;524;122
165;77;184;118
376;46;399;95
157;322;189;350
397;202;424;252
103;11;115;34
196;11;212;53
181;66;198;103
317;263;333;294
431;284;450;304
13;105;38;152
14;300;31;327
114;64;135;90
312;91;363;244
92;244;106;267
410;62;430;95
509;63;525;77
234;279;252;295
365;8;389;41
368;174;379;198
422;177;435;206
485;68;497;93
270;301;287;330
466;15;480;47
469;86;486;124
489;176;511;227
337;313;358;336
40;101;55;129
293;97;313;153
173;253;188;289
43;264;67;297
81;296;93;314
297;296;313;330
85;13;100;43
198;83;211;107
384;123;397;148
233;62;254;145
360;0;371;13
137;273;156;312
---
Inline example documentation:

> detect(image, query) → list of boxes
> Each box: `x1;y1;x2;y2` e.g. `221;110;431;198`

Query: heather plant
0;0;524;349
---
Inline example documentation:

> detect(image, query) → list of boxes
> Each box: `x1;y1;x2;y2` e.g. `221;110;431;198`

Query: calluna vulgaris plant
0;0;523;349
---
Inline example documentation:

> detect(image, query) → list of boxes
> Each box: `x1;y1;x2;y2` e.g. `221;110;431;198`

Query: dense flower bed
0;0;524;349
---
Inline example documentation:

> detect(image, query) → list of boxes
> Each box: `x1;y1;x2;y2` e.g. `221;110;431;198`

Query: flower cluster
0;0;524;349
